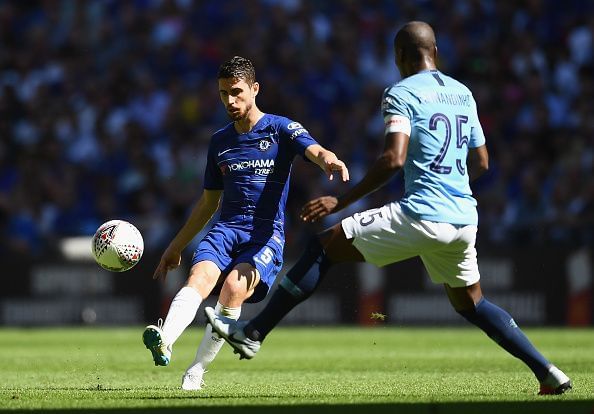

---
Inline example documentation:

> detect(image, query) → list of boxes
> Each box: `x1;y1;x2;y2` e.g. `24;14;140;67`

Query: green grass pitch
0;327;592;413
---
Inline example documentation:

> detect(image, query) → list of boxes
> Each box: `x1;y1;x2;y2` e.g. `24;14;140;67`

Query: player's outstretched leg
144;286;203;366
181;302;241;390
448;284;571;395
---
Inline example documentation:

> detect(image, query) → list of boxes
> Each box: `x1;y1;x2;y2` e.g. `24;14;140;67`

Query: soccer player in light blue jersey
142;56;349;390
206;22;572;395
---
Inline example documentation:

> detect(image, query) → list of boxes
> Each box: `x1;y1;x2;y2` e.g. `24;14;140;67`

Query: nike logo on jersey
218;148;237;156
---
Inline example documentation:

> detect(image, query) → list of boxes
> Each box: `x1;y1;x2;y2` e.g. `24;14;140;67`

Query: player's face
218;77;259;121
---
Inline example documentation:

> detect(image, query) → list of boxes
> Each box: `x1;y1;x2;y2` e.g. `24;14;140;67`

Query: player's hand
300;196;339;222
322;154;350;182
153;245;182;280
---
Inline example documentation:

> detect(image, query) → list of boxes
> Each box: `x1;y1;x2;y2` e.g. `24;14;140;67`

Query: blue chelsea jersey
382;70;486;225
203;113;317;237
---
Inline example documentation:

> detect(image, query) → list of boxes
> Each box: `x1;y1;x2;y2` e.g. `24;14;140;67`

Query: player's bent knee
317;224;343;249
220;280;254;304
316;228;333;249
221;276;242;293
223;264;260;296
318;224;363;263
445;283;483;313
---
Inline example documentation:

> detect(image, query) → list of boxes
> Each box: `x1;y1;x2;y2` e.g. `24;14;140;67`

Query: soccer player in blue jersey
206;22;572;395
142;56;349;390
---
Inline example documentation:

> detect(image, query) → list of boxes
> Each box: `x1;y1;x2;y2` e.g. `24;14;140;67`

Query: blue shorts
191;222;284;303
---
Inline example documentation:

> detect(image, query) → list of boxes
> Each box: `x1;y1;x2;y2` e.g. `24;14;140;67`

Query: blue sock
458;297;550;381
246;236;330;341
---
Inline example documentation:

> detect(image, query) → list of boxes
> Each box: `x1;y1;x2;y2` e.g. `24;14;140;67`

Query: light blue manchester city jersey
382;70;486;225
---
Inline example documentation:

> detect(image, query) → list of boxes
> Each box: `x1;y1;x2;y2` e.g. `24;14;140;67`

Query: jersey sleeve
279;118;319;159
381;85;413;136
203;140;223;190
469;97;486;148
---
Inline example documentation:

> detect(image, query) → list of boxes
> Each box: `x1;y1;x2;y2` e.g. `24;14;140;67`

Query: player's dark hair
217;56;256;85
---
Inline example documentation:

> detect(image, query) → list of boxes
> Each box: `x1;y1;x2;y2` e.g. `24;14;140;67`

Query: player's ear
252;81;259;96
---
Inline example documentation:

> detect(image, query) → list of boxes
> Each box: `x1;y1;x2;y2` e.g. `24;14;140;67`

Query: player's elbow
468;146;489;178
476;153;490;178
381;151;406;171
477;158;489;174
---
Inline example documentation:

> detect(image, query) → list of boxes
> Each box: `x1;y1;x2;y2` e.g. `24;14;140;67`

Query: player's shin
186;302;241;373
246;236;331;341
162;286;203;346
457;297;551;381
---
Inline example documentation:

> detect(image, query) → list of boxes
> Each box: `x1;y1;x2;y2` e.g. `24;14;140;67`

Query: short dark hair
217;56;256;85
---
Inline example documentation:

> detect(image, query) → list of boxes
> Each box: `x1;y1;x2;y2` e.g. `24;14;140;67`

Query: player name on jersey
418;91;471;106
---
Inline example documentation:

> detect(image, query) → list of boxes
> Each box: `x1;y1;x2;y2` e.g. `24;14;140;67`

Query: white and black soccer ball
91;220;144;272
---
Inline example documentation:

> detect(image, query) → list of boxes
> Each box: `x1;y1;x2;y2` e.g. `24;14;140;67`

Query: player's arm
466;95;488;183
301;132;408;222
304;144;350;182
467;144;489;182
153;189;222;280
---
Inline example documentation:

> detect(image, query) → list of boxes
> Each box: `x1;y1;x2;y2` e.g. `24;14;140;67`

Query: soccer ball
91;220;144;272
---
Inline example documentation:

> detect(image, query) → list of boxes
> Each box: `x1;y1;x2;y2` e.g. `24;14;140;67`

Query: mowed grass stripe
0;327;592;412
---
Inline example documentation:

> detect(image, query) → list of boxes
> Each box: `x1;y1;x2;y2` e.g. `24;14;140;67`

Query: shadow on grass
2;401;593;414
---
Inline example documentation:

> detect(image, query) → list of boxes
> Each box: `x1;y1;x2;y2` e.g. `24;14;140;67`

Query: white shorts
341;202;480;288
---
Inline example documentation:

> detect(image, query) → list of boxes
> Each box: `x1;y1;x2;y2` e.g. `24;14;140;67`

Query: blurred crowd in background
1;0;594;260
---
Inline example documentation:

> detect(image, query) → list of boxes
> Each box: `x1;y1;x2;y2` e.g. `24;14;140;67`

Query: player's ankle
244;323;262;341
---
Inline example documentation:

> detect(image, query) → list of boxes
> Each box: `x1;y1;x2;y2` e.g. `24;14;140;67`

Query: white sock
162;286;203;347
186;301;241;373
